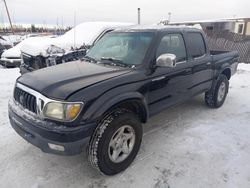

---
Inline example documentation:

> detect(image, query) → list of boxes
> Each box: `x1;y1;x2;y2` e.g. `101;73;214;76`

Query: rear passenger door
148;33;193;115
186;32;213;96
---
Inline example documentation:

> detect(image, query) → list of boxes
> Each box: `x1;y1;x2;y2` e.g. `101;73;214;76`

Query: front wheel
205;74;229;108
88;109;142;175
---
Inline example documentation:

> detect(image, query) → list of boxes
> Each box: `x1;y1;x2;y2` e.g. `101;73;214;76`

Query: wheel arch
217;62;232;81
87;92;149;124
221;68;231;80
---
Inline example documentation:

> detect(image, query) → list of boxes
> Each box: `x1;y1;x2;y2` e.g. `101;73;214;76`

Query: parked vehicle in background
19;22;133;74
0;36;54;68
0;35;23;47
9;25;239;175
20;34;40;41
0;42;22;67
0;36;13;52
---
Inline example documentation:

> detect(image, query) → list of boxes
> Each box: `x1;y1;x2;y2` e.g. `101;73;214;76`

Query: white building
162;17;250;36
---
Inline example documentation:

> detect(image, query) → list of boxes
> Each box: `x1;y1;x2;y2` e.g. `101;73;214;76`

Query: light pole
138;8;141;25
168;12;171;24
3;0;14;34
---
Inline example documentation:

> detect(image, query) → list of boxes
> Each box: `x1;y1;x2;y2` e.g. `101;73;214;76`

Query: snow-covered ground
0;64;250;188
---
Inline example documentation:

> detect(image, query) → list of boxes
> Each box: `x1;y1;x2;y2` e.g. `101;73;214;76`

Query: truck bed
211;50;239;76
210;50;238;61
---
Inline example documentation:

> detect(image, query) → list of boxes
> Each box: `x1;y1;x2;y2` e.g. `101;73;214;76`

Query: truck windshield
86;32;153;66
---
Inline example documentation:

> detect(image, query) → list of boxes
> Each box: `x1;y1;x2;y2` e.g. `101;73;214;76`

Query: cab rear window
187;32;206;58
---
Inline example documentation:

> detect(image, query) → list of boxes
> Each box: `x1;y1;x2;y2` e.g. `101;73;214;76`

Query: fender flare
83;92;149;123
215;62;231;80
210;64;231;92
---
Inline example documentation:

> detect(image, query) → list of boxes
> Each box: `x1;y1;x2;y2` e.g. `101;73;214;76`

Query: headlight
46;45;65;55
43;102;83;121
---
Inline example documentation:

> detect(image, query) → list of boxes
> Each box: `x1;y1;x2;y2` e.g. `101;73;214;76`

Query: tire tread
205;74;229;108
88;109;131;174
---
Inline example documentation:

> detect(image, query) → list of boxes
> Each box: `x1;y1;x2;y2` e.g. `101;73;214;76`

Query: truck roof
115;24;203;33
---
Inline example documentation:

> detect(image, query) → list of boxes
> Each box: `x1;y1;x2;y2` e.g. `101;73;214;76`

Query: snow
1;40;26;58
1;36;55;58
60;22;132;47
20;22;133;57
0;35;23;46
1;43;22;58
1;63;250;187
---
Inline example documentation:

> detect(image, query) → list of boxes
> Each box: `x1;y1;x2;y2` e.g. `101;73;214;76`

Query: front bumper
8;100;96;156
0;57;21;67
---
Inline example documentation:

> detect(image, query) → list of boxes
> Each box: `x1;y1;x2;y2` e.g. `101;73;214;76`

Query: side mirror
156;53;177;68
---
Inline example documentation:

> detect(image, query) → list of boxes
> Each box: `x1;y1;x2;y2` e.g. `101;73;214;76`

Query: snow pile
238;63;250;72
1;36;54;58
0;35;23;46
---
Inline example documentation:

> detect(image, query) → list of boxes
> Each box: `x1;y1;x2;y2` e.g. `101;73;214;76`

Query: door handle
206;62;211;66
185;68;192;73
152;76;165;82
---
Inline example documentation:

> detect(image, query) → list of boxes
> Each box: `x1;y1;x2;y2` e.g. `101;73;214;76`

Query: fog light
48;143;65;151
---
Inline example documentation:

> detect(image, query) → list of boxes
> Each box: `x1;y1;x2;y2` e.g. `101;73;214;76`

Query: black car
9;25;239;175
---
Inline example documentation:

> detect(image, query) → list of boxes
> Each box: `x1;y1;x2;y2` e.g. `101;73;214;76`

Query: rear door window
187;32;206;58
156;34;187;62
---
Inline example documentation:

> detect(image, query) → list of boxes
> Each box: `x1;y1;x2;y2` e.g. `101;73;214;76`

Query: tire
205;74;229;108
88;109;142;175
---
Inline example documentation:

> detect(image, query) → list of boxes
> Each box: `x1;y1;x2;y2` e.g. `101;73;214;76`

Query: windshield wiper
81;55;97;63
100;57;128;67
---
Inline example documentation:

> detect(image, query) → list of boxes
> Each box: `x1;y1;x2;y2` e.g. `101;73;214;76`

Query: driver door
148;33;193;116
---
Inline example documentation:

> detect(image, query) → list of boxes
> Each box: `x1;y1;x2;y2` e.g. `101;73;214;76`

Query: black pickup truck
8;25;238;175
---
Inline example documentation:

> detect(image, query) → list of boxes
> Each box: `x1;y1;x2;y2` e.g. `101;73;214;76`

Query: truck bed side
211;50;239;79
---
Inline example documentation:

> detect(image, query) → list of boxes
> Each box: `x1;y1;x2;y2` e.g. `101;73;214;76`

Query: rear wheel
205;74;229;108
88;109;142;175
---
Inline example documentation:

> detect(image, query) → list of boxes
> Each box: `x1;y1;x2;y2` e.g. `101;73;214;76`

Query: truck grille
22;53;46;69
14;87;37;113
22;53;34;66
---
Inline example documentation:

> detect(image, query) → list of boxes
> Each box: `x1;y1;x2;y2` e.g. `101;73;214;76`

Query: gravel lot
0;64;250;188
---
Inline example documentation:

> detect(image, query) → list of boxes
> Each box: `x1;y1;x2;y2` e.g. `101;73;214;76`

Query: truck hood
1;45;21;58
17;61;131;100
1;38;33;58
20;37;59;57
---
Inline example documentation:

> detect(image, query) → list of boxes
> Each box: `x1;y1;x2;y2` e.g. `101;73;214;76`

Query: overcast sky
1;0;250;26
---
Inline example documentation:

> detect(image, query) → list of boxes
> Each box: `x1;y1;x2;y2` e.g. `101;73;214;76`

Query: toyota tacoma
9;25;239;175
